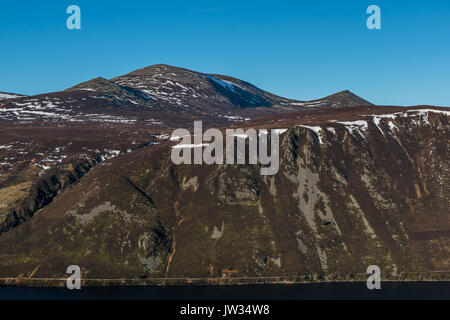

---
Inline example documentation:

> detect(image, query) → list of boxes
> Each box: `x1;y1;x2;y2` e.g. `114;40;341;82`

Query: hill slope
0;107;448;285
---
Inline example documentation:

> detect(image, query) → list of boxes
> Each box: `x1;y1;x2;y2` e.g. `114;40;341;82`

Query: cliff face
0;159;96;235
0;108;448;283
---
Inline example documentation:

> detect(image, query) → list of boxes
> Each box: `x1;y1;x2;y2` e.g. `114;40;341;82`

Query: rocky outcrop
0;160;96;235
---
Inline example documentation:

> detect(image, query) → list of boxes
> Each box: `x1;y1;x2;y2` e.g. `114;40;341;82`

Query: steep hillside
0;107;448;285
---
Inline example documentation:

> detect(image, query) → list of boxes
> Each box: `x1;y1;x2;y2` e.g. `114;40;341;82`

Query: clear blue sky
0;0;449;106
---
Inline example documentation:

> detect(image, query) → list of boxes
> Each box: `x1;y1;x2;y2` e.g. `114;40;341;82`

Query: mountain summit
112;64;373;111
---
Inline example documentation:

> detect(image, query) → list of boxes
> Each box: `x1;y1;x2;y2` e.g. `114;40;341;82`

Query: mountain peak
108;64;374;111
124;64;197;76
317;89;373;106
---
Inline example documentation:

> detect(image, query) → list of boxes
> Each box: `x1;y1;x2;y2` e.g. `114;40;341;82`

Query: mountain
112;64;372;111
0;64;372;125
0;64;448;286
313;90;373;108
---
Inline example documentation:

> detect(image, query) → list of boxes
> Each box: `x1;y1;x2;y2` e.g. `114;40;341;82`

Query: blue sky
0;0;449;106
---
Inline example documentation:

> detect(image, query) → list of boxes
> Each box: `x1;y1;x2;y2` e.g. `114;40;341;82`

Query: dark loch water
0;282;449;300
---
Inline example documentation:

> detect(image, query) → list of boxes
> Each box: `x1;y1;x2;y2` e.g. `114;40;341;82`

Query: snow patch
334;120;368;137
298;125;323;144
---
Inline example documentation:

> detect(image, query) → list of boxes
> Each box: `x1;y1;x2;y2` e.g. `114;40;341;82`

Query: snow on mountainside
0;64;373;124
111;64;275;111
0;92;26;101
66;77;150;104
113;64;373;111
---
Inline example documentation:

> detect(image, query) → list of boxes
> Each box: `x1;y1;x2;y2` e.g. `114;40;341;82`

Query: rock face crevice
0;160;96;235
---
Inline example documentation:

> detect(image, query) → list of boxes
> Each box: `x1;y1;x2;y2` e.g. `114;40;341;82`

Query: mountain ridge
0;64;373;125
